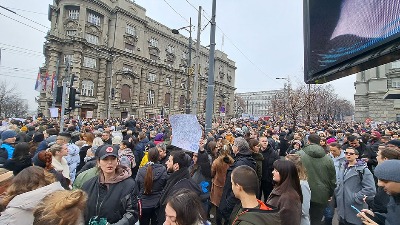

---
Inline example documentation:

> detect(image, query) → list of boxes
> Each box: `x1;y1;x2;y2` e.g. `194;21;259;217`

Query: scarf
160;168;190;205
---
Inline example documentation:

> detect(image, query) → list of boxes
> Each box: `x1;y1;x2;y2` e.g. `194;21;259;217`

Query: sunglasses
344;152;356;155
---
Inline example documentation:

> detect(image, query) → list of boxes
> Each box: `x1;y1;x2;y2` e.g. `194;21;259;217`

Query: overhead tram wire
3;7;47;15
162;0;190;24
0;12;47;34
0;73;36;80
183;0;281;85
0;43;43;54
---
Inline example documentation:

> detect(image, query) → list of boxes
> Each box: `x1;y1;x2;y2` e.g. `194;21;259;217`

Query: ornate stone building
354;61;400;122
38;0;236;119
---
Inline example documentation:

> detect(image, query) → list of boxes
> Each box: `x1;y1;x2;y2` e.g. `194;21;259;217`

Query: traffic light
68;87;81;109
55;86;63;104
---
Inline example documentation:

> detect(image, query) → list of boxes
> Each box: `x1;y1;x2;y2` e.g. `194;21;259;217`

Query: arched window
165;93;171;106
121;84;131;102
81;80;94;96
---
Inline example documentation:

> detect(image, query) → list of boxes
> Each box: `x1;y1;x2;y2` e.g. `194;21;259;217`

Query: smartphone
351;205;361;213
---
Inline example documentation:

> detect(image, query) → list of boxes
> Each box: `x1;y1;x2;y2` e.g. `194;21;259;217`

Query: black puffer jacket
135;163;168;208
219;153;256;220
82;166;139;225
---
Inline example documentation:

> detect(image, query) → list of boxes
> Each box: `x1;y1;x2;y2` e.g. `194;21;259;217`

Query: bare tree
0;80;29;118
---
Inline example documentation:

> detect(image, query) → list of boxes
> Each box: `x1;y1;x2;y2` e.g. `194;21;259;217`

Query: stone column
97;58;108;118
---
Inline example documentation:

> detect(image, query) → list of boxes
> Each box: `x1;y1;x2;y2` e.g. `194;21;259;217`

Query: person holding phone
357;160;400;225
335;147;376;225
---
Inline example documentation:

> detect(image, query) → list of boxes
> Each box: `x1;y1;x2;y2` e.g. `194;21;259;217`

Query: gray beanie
374;160;400;182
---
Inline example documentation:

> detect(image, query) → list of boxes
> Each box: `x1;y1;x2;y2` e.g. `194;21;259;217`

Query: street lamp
276;77;290;119
172;18;193;114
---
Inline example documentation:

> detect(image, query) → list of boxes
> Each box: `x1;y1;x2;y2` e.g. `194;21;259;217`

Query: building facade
38;0;236;119
235;90;281;117
354;61;400;122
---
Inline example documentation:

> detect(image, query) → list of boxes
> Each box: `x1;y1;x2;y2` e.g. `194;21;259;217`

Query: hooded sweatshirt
0;182;64;225
329;150;346;180
231;200;281;225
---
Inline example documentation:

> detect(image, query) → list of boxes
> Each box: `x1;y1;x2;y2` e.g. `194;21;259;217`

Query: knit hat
372;131;381;139
326;137;337;144
374;160;400;182
33;133;45;143
387;139;400;148
154;133;164;141
20;126;28;132
1;130;17;141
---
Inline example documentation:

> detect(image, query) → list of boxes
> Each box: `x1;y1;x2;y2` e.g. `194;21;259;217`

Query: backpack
357;167;366;181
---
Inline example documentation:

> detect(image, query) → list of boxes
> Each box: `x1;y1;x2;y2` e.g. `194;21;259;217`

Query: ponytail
143;164;154;195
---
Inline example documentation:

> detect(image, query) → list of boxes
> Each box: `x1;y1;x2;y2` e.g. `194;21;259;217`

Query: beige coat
210;155;233;206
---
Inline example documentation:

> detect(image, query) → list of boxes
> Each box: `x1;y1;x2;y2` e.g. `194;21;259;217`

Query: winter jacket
365;186;390;213
298;144;336;205
230;200;281;225
210;155;233;207
76;145;91;173
65;143;80;182
266;185;302;225
3;156;32;175
329;151;346;182
35;135;57;155
335;160;376;225
219;153;256;220
252;152;263;183
134;138;149;166
300;180;311;225
1;143;14;160
72;167;98;190
82;166;139;225
157;168;202;225
135;163;167;208
0;182;64;225
261;146;280;182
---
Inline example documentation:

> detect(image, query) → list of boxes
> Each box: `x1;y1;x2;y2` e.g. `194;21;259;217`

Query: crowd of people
0;116;398;225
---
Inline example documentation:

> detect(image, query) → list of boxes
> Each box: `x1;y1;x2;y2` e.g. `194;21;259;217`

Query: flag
44;72;50;91
34;72;42;92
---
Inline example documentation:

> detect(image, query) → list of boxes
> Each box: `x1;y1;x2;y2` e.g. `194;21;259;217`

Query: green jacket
72;167;98;190
230;200;281;225
298;144;336;205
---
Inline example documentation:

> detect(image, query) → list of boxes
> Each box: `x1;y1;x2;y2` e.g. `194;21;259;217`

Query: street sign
220;112;226;117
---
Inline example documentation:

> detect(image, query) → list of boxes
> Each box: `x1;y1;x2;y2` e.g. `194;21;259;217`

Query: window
166;45;174;54
126;25;136;36
166;77;172;86
66;30;77;36
64;54;74;64
392;80;400;88
179;95;185;109
165;93;171;106
83;57;96;69
121;84;131;102
392;60;400;69
122;64;133;72
68;9;79;20
148;73;156;82
125;43;135;53
149;38;158;47
86;33;99;45
81;80;94;96
87;12;100;26
147;90;155;105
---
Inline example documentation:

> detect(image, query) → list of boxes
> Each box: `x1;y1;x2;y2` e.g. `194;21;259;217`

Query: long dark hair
273;159;303;203
144;147;159;195
12;142;31;160
167;189;207;225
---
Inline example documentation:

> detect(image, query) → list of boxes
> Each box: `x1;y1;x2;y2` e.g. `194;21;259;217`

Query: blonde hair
285;154;308;181
33;190;87;225
48;144;63;156
0;166;56;211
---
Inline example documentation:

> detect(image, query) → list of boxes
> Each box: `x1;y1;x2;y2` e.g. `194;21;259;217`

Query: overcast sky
0;0;356;111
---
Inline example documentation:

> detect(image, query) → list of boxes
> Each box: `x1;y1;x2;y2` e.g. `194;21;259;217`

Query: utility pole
185;18;193;114
205;0;216;133
59;60;70;133
107;55;118;119
192;6;202;116
51;59;60;108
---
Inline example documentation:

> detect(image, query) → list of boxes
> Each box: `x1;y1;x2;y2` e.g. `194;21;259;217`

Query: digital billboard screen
304;0;400;84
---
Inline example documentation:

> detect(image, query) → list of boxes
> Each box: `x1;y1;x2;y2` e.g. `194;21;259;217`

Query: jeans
324;199;335;225
140;207;158;225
